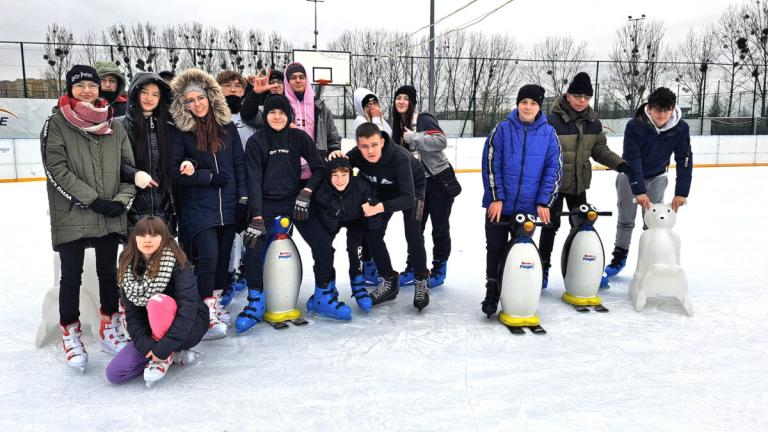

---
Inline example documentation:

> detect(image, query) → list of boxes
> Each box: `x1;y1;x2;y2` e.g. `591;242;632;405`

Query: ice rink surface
1;167;766;431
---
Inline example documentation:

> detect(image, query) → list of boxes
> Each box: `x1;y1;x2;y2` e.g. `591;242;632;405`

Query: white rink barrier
3;135;768;182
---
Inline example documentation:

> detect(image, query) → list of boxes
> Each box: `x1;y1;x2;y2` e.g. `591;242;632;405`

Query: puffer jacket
394;112;451;178
169;68;248;244
623;103;692;197
118;72;176;231
548;95;624;195
352;88;393;135
482;109;562;215
40;106;136;251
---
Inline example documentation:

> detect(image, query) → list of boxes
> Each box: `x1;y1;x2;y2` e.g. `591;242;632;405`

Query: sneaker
144;352;174;386
428;260;447;288
99;310;129;355
370;272;400;306
481;279;500;318
413;274;430;312
61;321;88;372
306;281;352;321
202;297;227;340
399;267;415;286
350;274;372;312
212;290;231;325
173;349;200;366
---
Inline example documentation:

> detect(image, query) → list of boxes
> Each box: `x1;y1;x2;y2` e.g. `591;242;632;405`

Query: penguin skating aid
262;216;308;329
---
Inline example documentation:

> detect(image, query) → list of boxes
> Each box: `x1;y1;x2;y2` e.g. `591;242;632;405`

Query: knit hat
263;94;294;125
269;69;285;83
181;84;207;98
285;63;306;79
327;155;352;174
567;72;593;96
394;85;418;106
361;93;378;107
66;65;100;96
516;84;545;106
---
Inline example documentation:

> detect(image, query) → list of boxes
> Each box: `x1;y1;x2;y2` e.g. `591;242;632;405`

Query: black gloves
89;198;125;217
617;163;633;177
293;189;312;221
210;172;228;188
243;218;266;249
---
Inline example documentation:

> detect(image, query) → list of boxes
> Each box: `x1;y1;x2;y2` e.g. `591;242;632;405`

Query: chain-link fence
2;40;766;136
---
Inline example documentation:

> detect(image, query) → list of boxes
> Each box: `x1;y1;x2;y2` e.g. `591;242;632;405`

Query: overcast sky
0;0;748;58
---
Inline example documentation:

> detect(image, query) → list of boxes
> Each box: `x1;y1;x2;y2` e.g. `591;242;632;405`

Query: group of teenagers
41;59;692;386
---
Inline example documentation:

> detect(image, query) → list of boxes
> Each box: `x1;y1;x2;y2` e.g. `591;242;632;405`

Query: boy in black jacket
311;157;379;311
329;122;429;312
235;95;349;334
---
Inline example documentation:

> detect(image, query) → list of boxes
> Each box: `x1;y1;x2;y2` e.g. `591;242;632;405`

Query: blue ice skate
235;289;265;334
429;260;447;288
601;247;628;288
362;259;380;286
350;274;372;312
399;267;415;286
306;281;352;321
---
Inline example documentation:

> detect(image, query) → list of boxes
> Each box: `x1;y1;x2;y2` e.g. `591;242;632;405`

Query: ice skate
202;297;227;340
399;266;414;286
481;279;500;318
350;274;372;312
306;281;352;321
429;260;447;288
413;274;430;312
362;259;380;286
99;310;128;356
144;353;174;388
212;290;231;325
235;289;265;334
61;321;88;373
173;349;200;366
370;272;400;306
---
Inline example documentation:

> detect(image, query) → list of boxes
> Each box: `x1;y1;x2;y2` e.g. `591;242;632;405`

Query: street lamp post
306;0;325;50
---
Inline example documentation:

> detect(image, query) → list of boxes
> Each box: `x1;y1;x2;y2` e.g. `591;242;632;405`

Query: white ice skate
99;311;129;355
212;290;231;325
61;322;88;373
202;297;227;340
144;353;174;388
173;349;200;366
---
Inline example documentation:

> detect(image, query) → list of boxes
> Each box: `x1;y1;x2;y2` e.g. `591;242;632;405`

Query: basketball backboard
292;50;351;86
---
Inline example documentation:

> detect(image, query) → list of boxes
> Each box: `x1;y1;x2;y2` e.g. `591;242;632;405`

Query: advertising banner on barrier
0;98;56;139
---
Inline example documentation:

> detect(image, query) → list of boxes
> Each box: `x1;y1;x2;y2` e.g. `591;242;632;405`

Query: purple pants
105;294;177;384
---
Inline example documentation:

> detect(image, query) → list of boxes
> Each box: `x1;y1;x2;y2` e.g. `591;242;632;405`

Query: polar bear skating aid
629;203;693;316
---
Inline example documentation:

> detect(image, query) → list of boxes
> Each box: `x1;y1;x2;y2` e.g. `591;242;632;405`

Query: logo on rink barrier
519;261;535;270
582;254;596;262
0;107;20;126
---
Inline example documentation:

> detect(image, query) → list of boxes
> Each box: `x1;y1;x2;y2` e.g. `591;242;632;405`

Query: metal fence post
594;60;600;113
20;42;28;98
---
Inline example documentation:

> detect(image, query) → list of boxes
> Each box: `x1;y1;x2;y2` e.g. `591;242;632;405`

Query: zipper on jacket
148;116;155;216
214;153;224;225
512;125;527;212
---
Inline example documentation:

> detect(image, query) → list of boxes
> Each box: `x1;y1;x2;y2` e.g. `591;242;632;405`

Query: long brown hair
195;108;226;154
118;216;187;284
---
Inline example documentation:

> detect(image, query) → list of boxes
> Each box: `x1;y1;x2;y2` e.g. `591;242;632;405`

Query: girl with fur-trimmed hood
169;68;247;340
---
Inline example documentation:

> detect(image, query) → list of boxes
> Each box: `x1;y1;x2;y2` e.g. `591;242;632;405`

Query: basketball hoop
315;79;333;86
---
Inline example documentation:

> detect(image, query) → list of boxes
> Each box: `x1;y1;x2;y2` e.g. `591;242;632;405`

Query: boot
350;274;372;312
370;272;400;306
604;247;629;277
399;266;415;286
413;272;430;312
307;281;352;321
212;289;231;325
61;321;88;372
541;261;550;290
235;288;265;334
429;260;447;288
362;259;380;286
202;297;227;340
144;352;174;387
99;310;129;355
481;279;500;318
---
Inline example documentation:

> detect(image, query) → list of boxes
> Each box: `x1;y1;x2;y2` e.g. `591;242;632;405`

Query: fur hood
170;68;231;132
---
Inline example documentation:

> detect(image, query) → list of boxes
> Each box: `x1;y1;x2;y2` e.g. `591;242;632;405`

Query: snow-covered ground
1;167;766;431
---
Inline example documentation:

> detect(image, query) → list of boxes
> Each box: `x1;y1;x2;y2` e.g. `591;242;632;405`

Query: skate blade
593;304;609;313
527;325;547;335
268;321;290;330
290;318;309;326
505;326;526;335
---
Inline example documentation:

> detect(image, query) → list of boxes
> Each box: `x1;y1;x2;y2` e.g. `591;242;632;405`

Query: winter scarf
58;94;113;135
122;247;176;307
284;62;315;140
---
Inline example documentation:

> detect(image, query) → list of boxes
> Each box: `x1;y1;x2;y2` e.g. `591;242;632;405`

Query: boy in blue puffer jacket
480;84;562;317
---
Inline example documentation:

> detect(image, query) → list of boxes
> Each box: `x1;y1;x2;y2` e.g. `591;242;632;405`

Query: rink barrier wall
2;135;768;182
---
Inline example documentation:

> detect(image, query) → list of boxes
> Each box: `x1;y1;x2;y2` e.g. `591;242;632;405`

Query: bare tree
159;27;181;73
715;5;749;116
129;23;161;75
77;31;106;66
526;36;590;98
737;0;768;116
673;28;718;117
43;23;75;96
221;26;246;73
102;23;133;78
608;19;667;112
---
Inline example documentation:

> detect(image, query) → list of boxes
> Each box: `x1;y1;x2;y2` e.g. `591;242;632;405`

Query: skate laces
370;278;393;300
414;279;429;302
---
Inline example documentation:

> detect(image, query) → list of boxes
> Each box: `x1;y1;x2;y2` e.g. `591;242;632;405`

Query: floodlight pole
428;0;436;114
307;0;324;50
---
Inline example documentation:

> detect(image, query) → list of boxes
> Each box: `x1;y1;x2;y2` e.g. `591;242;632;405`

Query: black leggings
57;234;120;325
421;176;455;262
537;192;587;266
190;225;237;298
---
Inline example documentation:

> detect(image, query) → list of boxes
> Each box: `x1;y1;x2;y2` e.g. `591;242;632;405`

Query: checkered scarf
122;247;176;307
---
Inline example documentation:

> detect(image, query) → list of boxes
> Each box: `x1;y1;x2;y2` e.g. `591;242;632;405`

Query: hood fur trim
170;68;231;132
